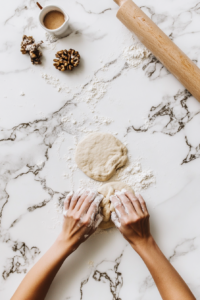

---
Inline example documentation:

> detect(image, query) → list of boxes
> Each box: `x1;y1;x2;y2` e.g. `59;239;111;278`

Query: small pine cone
53;49;80;71
21;35;35;54
30;49;42;65
21;34;43;65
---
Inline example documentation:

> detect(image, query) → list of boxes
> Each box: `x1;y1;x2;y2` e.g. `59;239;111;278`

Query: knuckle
116;204;121;210
83;219;90;227
67;211;73;218
123;217;131;226
121;219;126;226
134;216;140;222
74;214;80;221
133;200;139;206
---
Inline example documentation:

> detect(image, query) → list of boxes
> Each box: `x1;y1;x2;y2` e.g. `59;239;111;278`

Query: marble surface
1;0;200;299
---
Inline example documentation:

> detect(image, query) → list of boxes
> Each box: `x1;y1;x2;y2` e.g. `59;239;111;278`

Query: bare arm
11;189;103;300
110;191;196;300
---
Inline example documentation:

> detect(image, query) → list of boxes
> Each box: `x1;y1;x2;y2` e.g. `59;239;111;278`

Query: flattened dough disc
98;181;134;229
75;132;128;182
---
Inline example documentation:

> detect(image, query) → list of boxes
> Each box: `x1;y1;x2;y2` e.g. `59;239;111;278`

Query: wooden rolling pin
114;0;200;102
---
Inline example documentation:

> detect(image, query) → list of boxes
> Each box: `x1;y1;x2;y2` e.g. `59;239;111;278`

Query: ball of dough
75;132;128;182
98;181;134;229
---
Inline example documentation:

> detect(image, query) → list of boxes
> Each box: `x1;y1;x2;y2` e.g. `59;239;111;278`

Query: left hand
58;189;103;251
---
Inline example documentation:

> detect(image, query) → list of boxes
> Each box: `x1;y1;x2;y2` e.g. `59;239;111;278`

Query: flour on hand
111;211;121;228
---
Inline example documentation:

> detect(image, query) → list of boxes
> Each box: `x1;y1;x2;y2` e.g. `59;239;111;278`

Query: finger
110;195;126;218
111;211;121;228
87;194;103;220
63;191;73;216
93;213;103;229
80;190;99;215
124;191;144;216
115;190;135;215
70;188;84;210
135;193;149;215
75;189;91;211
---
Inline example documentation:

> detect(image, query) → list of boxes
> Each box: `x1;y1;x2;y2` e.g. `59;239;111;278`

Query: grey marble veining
0;0;200;299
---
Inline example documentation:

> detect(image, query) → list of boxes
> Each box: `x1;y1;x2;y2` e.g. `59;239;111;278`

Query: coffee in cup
43;10;65;30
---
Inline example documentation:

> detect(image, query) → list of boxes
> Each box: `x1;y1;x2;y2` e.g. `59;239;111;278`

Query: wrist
55;234;77;258
130;235;156;256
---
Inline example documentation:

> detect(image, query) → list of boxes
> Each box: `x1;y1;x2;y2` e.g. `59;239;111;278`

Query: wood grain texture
115;0;200;102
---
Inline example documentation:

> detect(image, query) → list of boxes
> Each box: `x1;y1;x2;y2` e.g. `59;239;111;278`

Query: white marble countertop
1;0;200;299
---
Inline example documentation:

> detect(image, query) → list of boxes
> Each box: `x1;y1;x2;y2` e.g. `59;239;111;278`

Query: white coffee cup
39;5;69;36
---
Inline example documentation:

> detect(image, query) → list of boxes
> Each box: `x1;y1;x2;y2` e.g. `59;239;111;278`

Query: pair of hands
59;188;151;252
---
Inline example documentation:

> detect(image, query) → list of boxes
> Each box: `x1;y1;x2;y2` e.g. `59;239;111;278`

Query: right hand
110;191;152;250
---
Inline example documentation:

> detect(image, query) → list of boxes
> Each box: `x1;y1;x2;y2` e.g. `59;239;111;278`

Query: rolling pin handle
114;0;126;6
113;0;200;102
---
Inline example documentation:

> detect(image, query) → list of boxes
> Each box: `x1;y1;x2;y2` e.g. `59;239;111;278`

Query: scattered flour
77;76;108;109
114;159;156;192
87;260;94;267
78;178;103;191
92;115;113;125
41;73;71;93
142;118;153;130
122;44;151;67
42;32;58;51
77;158;156;194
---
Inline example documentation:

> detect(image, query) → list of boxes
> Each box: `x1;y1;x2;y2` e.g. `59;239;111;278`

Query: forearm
133;237;195;300
11;237;73;300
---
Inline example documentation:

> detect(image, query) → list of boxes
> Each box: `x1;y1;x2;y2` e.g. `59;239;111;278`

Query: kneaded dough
75;132;128;182
98;181;134;229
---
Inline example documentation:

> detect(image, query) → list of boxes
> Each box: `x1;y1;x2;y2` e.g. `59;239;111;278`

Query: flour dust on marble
41;40;153;110
42;32;58;51
41;73;72;93
122;43;151;68
114;158;156;192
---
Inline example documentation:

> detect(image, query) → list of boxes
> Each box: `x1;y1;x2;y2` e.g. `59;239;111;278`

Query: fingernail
94;213;103;228
111;212;121;228
135;192;140;198
76;188;83;194
89;191;99;202
65;191;73;202
94;194;103;204
115;189;126;196
115;208;121;218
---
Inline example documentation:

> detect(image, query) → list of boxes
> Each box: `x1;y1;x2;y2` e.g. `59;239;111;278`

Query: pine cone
53;49;80;71
21;35;43;65
21;35;35;54
29;49;42;65
27;41;43;65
